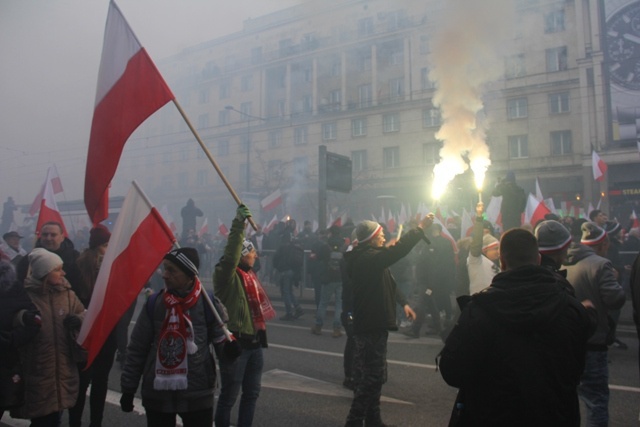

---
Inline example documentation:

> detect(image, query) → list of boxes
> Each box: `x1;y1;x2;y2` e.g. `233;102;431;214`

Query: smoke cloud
429;0;516;200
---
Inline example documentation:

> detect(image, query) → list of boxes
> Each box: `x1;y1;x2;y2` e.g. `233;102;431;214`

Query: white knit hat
29;248;63;280
356;220;382;243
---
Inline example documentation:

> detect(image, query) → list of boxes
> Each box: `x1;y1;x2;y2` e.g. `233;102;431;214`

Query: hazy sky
0;0;303;207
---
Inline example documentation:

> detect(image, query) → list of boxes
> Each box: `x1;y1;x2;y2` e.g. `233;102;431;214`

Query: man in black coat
492;171;526;231
439;228;592;427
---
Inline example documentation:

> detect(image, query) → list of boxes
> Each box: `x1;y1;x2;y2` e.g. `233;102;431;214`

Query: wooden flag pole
172;99;258;230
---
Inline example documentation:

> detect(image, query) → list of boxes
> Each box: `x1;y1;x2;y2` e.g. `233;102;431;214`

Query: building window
218;110;230;126
549;92;570;114
352;150;367;172
357;49;372;72
389;77;404;102
196;170;207;186
251;47;262;65
505;54;526;78
359;84;372;108
358;17;374;37
294;126;308;145
507;98;528;119
330;56;341;77
508;135;529;159
545;9;565;33
390;48;404;66
551;130;572;155
351;118;367;137
383;113;400;133
422;108;441;127
302;95;313;113
240;102;252;120
546;46;568;72
241;74;253;91
268;130;282;148
329;90;341;111
219;80;231;99
198;89;209;104
267;160;281;181
421;67;435;90
218;139;229;156
423;143;439;165
277;100;286;118
383;147;400;169
322;122;337;140
197;114;209;129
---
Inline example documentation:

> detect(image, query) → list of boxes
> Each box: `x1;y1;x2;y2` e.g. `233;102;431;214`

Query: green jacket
213;217;265;345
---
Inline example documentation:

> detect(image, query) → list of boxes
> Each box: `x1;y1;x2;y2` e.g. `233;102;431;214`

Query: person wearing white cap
11;248;85;426
343;213;433;427
564;222;626;426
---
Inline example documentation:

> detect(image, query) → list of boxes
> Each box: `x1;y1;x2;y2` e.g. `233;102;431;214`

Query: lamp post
225;105;266;194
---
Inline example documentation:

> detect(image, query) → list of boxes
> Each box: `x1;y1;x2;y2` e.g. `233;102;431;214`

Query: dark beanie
163;247;200;278
89;224;111;249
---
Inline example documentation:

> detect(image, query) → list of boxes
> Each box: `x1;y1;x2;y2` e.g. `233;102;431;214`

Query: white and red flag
35;167;68;237
217;218;229;238
78;181;175;367
524;193;551;226
84;1;175;225
592;151;607;182
631;210;640;229
485;196;503;232
198;218;209;238
387;213;396;234
460;208;474;237
263;214;279;234
535;177;544;202
30;164;64;217
260;189;282;212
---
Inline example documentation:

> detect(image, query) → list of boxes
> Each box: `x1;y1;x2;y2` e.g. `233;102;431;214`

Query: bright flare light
431;157;467;201
470;157;491;191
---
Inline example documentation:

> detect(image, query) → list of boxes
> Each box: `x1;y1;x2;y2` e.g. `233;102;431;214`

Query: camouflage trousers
345;330;388;425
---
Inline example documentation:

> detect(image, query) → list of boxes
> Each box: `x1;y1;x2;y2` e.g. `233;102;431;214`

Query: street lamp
225;105;266;193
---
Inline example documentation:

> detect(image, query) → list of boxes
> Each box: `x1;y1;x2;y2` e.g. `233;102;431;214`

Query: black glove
235;204;252;222
63;314;82;331
23;311;42;328
222;338;242;360
120;392;135;412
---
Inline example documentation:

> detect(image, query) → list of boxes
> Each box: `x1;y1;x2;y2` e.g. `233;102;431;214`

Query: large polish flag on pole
524;193;551;226
592;150;607;182
85;0;175;225
29;164;64;217
35;167;68;237
78;181;175;367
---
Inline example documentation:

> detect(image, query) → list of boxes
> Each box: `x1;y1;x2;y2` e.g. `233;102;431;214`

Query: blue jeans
315;281;342;328
278;270;300;315
579;350;609;427
215;346;264;427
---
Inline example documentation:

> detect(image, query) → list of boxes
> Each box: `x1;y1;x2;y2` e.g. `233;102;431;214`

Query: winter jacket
345;227;425;334
120;289;221;413
564;243;626;348
439;265;591;427
631;254;640;328
214;217;267;347
11;276;85;419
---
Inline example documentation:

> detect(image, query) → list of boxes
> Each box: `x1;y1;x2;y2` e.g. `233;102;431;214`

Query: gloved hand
22;311;42;328
222;338;242;360
120;392;135;412
235;204;252;222
63;314;82;331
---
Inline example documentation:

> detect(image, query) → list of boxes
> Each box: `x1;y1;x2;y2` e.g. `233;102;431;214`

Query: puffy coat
11;276;85;419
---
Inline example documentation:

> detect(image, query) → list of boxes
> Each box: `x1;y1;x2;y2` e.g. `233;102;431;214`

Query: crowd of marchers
1;189;640;426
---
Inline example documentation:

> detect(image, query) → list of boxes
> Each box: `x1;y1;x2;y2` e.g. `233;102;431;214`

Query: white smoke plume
429;0;516;200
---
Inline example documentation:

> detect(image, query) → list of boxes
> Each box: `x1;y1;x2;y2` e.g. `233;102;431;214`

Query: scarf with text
236;267;276;330
154;278;202;390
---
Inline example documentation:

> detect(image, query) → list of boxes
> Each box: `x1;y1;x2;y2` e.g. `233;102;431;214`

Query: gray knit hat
482;234;499;251
534;220;572;254
581;222;607;246
29;248;63;280
356;220;382;243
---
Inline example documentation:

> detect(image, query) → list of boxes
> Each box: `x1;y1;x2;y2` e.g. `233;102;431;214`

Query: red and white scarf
154;278;202;390
236;267;276;330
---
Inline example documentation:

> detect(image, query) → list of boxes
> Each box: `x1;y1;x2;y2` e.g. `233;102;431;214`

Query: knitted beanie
163;247;200;277
242;239;256;256
534;220;572;254
356;220;382;243
482;234;499;251
581;222;607;246
89;224;111;249
29;248;63;280
604;221;621;236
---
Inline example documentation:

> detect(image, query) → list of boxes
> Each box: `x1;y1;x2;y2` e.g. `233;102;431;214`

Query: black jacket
439;265;591;427
345;227;424;334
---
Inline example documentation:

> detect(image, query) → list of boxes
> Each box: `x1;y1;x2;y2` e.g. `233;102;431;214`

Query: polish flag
35;167;68;237
524;193;551;226
78;181;175;367
217;218;229;238
631;210;640;229
485;196;503;232
331;212;347;228
261;189;282;211
592;151;607;181
387;213;396;234
159;205;178;236
29;164;64;217
263;214;279;234
84;1;175;225
398;203;408;226
535;177;544;201
198;218;209;238
461;209;474;237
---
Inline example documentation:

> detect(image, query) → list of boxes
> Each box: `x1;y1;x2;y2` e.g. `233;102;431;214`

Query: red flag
29;165;64;217
592;151;607;181
631;210;640;229
387;213;396;234
260;189;282;211
524;193;551;226
77;181;175;367
36;167;68;237
198;218;209;238
85;1;175;225
218;218;229;238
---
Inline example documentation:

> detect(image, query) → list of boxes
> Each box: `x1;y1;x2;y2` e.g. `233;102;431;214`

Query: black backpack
327;246;343;282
